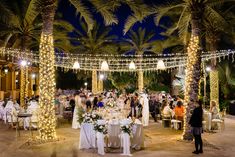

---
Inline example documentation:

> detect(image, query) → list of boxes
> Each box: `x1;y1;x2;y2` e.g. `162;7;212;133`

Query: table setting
78;101;144;156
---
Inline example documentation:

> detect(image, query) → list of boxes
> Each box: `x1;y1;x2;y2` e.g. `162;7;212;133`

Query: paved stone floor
0;115;235;157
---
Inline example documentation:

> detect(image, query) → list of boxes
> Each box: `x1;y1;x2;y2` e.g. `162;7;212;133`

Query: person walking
189;100;203;154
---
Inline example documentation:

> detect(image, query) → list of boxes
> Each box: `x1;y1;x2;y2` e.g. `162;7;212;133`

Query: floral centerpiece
106;99;117;108
82;112;102;123
120;124;132;135
94;123;108;134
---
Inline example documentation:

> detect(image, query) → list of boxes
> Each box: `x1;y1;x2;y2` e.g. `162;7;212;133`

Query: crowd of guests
55;89;187;129
0;87;221;134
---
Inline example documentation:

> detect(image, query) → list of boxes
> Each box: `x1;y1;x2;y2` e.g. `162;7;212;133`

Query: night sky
57;0;168;41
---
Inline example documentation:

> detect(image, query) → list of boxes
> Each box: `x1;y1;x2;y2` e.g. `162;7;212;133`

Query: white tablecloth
79;122;144;150
203;112;212;131
79;123;96;149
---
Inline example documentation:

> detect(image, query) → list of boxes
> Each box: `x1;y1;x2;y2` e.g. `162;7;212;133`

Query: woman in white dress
141;94;149;126
72;93;82;129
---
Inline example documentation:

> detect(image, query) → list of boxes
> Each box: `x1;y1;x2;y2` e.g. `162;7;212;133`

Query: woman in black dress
189;100;203;154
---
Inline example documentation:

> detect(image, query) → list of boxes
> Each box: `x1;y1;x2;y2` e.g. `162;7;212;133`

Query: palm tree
122;28;159;92
0;0;74;110
124;0;235;140
204;9;235;109
70;21;118;93
122;27;183;92
0;0;42;107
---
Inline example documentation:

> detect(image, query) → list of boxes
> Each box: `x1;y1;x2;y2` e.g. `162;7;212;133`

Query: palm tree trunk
38;0;57;140
92;70;98;93
183;9;203;140
25;66;29;98
98;79;103;92
20;68;26;107
209;38;219;109
138;71;144;92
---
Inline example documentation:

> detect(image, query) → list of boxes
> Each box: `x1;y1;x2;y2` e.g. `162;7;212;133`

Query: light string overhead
0;47;234;72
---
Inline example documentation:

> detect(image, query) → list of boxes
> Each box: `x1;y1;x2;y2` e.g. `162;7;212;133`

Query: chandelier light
129;61;136;70
157;60;166;70
101;60;109;71
73;61;80;69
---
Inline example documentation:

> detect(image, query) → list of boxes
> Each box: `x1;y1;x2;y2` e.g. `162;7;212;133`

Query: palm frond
204;6;228;29
123;15;140;35
90;0;118;26
53;20;74;32
24;0;42;25
153;3;185;26
68;0;94;32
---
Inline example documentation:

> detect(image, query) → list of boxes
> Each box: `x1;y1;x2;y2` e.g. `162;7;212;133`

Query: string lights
157;60;166;70
20;67;25;107
38;33;57;140
183;35;201;140
0;47;234;72
129;61;136;70
72;61;80;69
25;66;29;98
100;60;109;71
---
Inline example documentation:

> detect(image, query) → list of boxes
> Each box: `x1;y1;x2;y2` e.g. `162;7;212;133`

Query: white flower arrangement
94;123;108;134
82;112;102;123
120;124;132;135
106;100;117;108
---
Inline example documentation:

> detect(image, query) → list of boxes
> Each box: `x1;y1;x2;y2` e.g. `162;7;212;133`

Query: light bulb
21;60;27;66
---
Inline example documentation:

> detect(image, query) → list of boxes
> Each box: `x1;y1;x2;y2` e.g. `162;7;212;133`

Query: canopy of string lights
1;47;234;72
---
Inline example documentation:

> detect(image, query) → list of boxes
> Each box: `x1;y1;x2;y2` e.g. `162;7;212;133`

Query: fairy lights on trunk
183;35;201;140
38;33;57;140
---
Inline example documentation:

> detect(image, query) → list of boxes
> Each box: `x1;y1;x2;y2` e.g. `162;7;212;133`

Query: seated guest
162;101;174;119
210;101;220;119
24;99;39;129
13;99;20;111
4;99;18;124
97;96;104;108
210;100;220;130
174;101;184;121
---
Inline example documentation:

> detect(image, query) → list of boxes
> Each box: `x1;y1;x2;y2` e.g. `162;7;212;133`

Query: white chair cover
121;133;132;156
96;132;105;155
132;124;144;150
203;111;212;131
79;123;96;149
24;101;39;129
120;118;132;156
108;124;120;148
0;101;4;120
